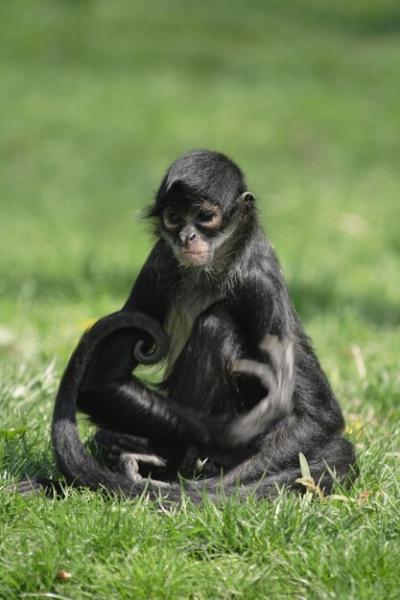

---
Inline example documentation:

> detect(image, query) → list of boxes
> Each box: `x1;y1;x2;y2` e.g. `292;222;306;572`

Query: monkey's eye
163;211;182;229
198;210;215;223
196;208;222;229
168;213;182;225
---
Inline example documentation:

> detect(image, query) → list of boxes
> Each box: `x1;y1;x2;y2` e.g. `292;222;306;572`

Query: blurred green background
0;1;399;596
1;0;399;361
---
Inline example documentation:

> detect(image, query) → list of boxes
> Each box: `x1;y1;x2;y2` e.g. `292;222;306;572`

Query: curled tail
51;311;170;496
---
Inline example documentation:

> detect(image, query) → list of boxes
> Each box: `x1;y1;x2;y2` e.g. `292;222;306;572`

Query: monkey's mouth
179;250;210;267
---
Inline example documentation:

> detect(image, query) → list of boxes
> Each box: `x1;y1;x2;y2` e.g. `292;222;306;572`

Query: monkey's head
148;150;256;269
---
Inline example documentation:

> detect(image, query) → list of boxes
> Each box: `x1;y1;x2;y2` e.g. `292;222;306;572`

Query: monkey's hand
227;336;295;446
92;429;168;475
203;336;295;450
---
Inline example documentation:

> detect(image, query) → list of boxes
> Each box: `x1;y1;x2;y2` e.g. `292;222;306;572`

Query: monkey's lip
181;250;209;257
180;249;210;265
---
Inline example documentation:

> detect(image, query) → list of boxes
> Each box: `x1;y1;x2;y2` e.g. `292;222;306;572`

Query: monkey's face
160;201;224;268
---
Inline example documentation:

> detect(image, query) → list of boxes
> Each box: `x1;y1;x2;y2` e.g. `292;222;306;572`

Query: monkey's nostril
188;232;197;242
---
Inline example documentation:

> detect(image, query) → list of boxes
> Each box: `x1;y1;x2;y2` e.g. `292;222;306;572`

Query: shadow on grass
301;2;400;36
289;278;400;328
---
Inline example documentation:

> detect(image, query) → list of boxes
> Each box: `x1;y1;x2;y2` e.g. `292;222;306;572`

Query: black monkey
23;150;357;500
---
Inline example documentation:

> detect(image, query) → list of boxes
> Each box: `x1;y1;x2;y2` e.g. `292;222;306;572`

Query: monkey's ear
238;191;255;211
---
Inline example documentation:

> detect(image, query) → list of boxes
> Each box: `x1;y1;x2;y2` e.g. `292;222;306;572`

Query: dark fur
23;150;357;501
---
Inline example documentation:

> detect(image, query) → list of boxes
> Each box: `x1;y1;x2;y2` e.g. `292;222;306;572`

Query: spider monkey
19;150;356;501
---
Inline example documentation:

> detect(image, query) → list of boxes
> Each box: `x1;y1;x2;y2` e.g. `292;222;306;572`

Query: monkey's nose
179;227;197;245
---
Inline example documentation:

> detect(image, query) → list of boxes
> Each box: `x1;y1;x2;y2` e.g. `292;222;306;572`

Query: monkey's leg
189;426;357;497
252;435;358;497
167;307;356;495
111;434;356;501
77;329;216;445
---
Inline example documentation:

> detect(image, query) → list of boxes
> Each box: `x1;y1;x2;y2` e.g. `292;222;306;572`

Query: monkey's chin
178;251;211;268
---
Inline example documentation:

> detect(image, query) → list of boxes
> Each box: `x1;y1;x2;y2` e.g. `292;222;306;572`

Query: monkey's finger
128;453;168;468
119;454;171;488
283;341;295;381
260;334;279;353
116;449;167;469
232;359;277;390
264;336;294;389
94;429;150;453
262;336;284;377
227;395;286;445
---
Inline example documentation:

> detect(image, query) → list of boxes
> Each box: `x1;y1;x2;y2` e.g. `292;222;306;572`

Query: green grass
1;0;400;597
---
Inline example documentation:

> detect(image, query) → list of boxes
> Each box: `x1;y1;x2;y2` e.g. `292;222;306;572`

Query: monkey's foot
113;448;167;470
92;429;167;475
119;453;170;487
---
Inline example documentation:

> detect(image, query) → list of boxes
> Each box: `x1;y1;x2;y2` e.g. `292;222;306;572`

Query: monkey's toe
119;453;141;481
118;451;167;481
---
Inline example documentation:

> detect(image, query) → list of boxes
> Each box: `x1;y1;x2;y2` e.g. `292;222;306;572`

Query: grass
1;0;399;597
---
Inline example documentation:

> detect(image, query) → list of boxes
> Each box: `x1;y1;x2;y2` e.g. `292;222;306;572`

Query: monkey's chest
164;295;220;375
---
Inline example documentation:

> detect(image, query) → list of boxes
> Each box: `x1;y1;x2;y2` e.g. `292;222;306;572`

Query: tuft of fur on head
147;150;248;217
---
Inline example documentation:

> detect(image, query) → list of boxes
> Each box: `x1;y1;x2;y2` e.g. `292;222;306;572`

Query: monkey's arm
77;333;214;446
229;252;292;347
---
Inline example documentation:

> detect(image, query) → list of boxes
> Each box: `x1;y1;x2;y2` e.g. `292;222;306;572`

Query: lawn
0;0;399;598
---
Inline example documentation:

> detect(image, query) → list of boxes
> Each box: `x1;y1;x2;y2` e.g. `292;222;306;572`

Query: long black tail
51;311;178;498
